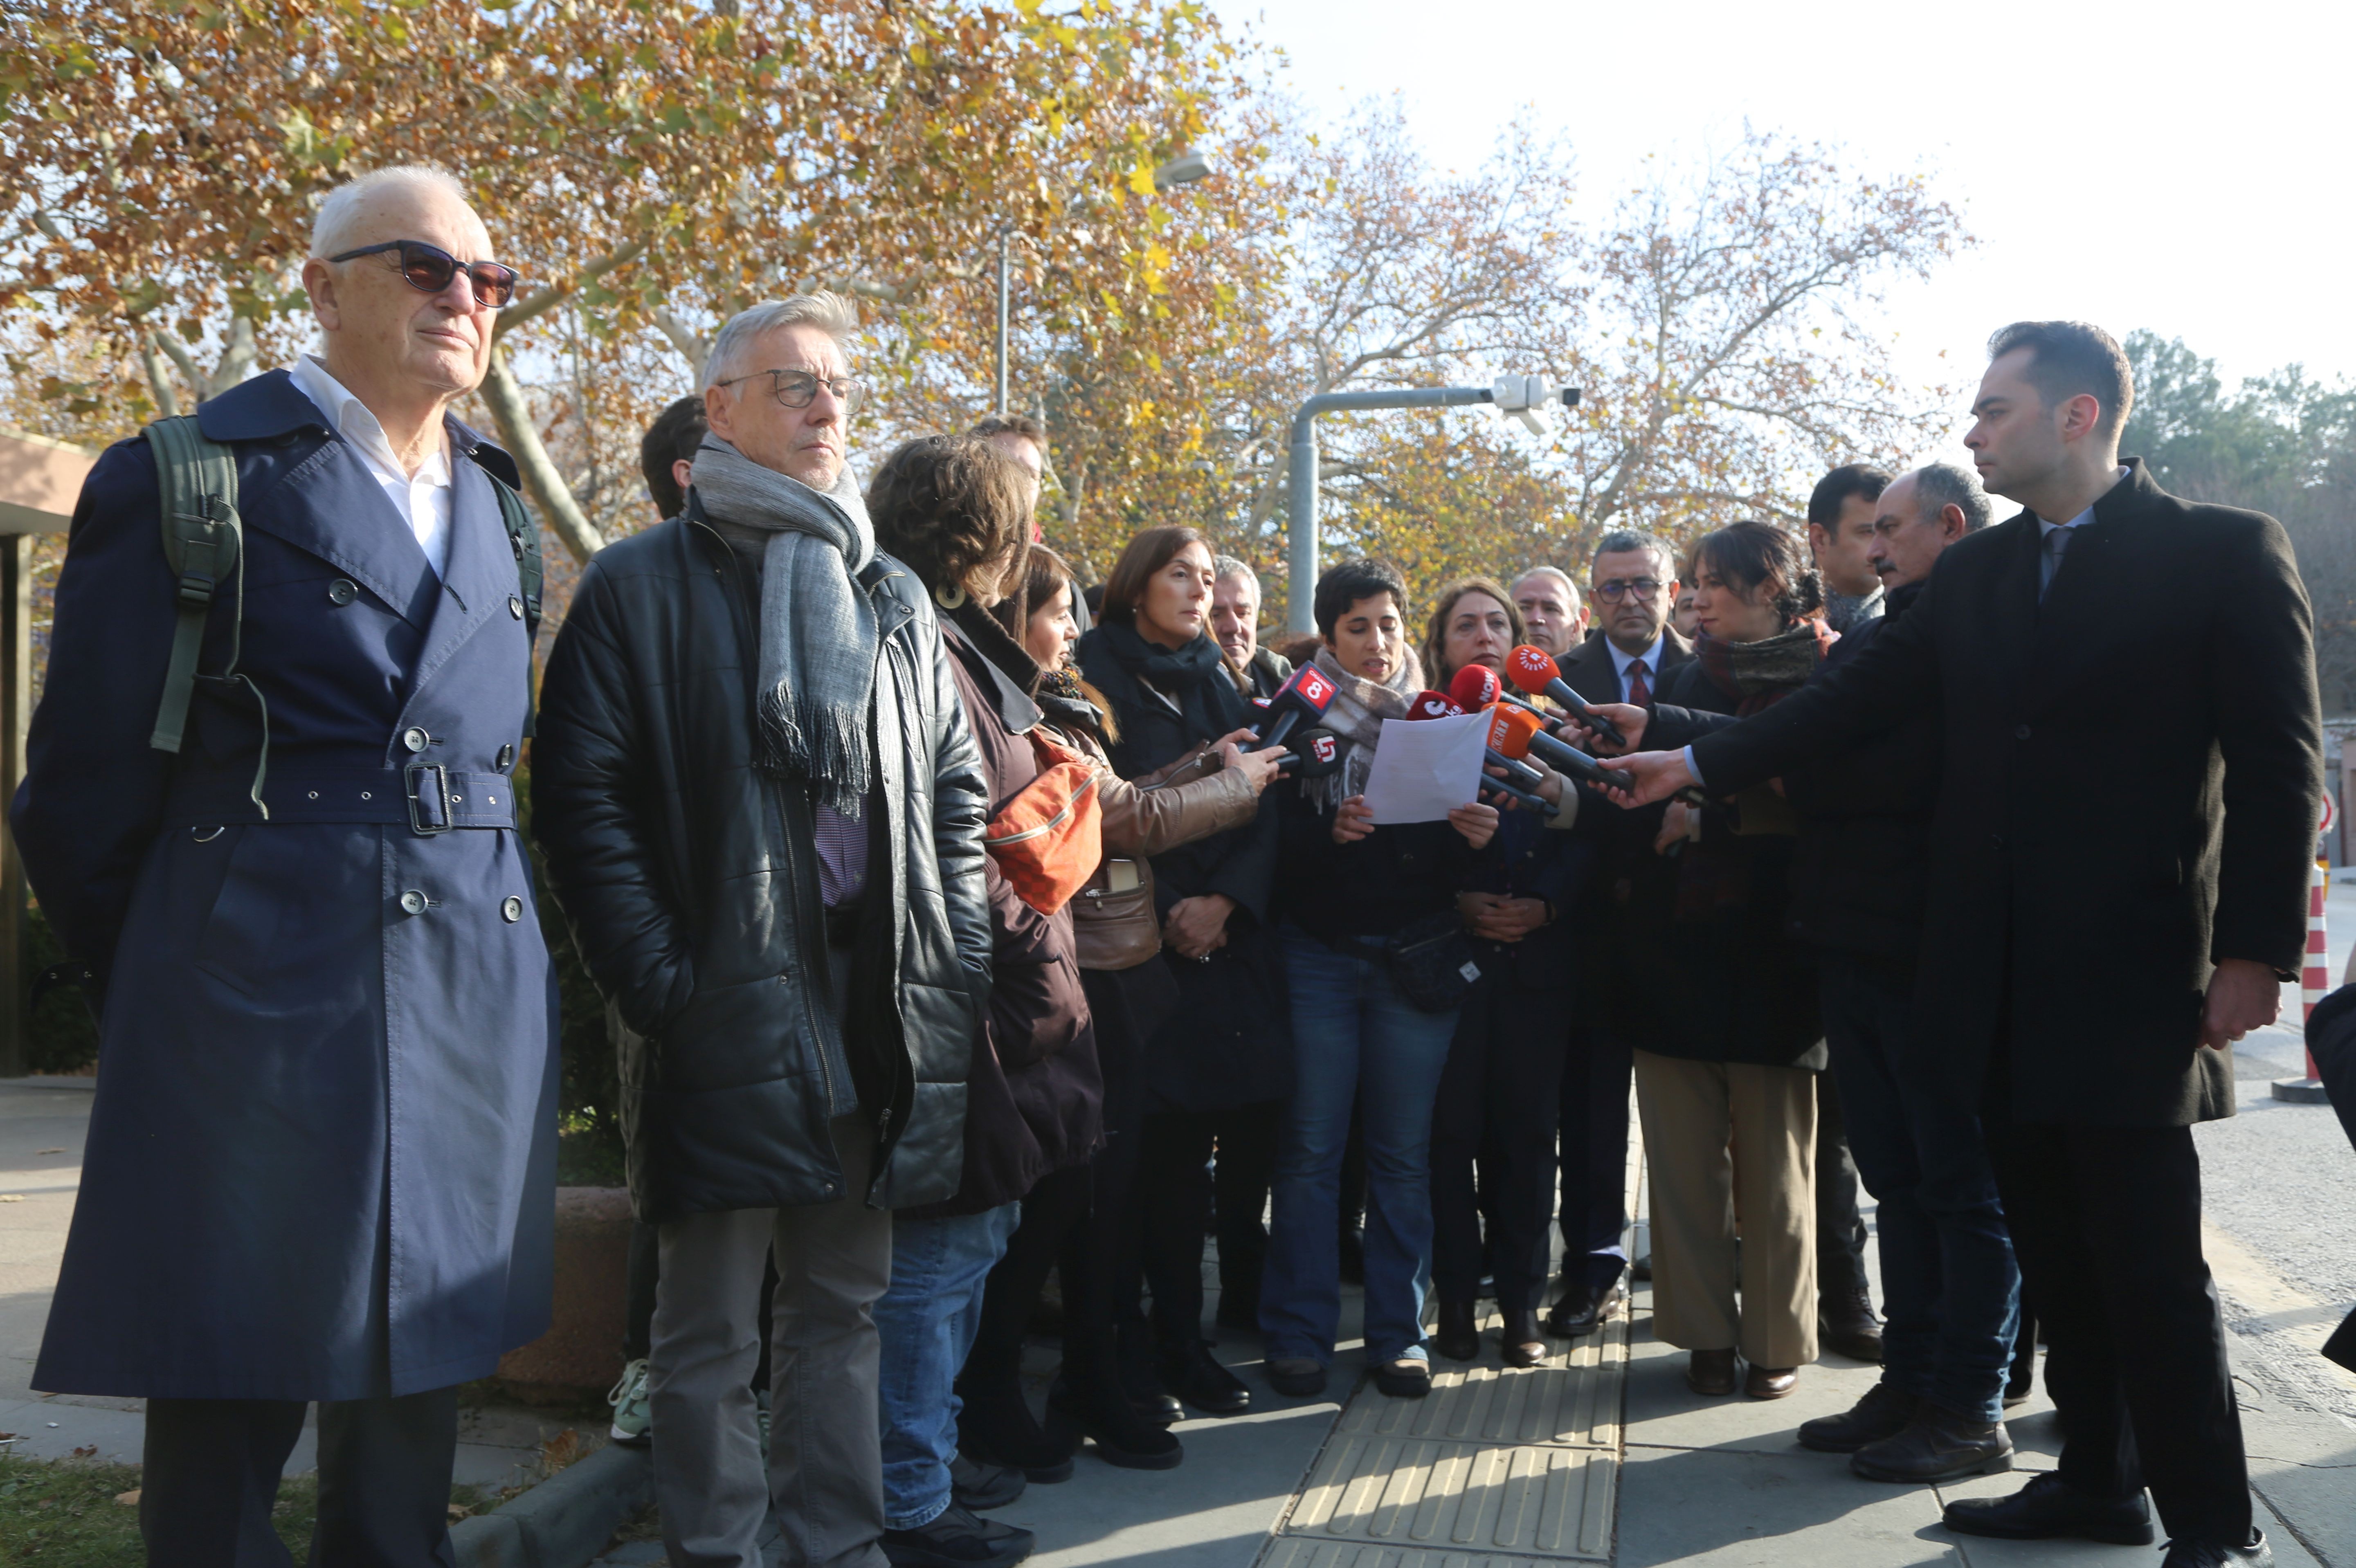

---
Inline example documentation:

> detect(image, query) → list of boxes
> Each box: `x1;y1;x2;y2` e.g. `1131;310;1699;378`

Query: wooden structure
0;429;92;1075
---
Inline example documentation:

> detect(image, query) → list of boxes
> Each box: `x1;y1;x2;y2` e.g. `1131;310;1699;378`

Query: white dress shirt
1608;634;1666;704
288;354;453;578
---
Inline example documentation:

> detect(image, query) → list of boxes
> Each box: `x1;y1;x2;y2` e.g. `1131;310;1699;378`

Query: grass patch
0;1454;316;1562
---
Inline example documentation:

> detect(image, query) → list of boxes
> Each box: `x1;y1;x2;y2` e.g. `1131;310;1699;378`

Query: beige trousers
1632;1050;1820;1368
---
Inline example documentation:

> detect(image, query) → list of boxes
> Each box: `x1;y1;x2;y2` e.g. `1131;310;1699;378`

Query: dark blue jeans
1819;950;2018;1423
1262;926;1463;1366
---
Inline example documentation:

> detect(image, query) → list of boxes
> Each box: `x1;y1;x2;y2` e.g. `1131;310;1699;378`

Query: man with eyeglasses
1531;531;1694;1337
534;294;994;1568
14;164;555;1563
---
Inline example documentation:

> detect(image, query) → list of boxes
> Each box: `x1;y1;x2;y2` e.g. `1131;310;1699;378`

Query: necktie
1625;658;1651;708
2040;526;2073;602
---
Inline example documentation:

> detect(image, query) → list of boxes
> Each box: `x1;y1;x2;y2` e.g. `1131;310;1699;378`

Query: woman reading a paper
1259;558;1499;1401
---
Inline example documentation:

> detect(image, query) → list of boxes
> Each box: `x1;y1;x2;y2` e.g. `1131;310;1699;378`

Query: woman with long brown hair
1075;526;1290;1423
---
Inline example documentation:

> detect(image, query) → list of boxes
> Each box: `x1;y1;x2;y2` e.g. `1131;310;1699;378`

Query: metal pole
0;535;27;1076
1281;385;1536;634
994;231;1010;417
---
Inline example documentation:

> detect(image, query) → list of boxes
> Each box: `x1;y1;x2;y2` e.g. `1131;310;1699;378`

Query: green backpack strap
146;415;243;756
488;472;543;737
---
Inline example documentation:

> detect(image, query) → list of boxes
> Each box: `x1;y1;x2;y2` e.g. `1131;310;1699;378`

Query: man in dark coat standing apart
14;165;559;1564
1607;321;2320;1568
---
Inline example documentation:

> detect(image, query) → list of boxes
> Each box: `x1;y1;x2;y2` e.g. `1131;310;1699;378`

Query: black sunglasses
327;240;521;308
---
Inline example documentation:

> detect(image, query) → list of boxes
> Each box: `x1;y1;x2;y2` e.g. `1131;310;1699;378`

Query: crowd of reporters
18;165;2317;1568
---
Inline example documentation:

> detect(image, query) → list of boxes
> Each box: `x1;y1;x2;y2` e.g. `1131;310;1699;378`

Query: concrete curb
452;1441;652;1568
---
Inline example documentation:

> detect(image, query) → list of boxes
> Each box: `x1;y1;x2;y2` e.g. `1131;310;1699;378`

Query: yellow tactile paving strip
1259;1146;1641;1564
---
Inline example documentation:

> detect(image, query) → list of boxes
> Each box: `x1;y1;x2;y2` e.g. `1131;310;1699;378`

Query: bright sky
1209;0;2354;465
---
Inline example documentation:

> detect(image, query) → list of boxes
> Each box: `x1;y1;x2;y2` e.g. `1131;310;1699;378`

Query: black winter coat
1077;624;1290;1111
1780;580;1940;959
533;518;992;1220
1638;657;1825;1070
1691;462;2324;1125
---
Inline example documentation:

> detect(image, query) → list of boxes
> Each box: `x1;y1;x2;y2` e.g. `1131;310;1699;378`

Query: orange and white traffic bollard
2275;859;2334;1104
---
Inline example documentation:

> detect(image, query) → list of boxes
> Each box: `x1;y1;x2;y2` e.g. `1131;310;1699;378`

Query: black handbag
1382;908;1483;1013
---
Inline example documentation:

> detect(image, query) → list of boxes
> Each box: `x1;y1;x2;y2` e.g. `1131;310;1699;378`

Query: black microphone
1506;645;1626;749
1271;726;1349;780
1250;662;1342;753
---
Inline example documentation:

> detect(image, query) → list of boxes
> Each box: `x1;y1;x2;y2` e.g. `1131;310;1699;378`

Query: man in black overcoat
1543;530;1693;1336
1608;321;2320;1568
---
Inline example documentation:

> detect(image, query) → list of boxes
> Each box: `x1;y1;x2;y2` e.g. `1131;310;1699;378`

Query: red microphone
1447;663;1504;712
1406;689;1462;720
1411;688;1556;814
1505;645;1626;749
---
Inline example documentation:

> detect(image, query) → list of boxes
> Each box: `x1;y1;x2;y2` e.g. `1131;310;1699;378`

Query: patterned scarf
690;436;878;816
1303;642;1425;810
1694;620;1835;715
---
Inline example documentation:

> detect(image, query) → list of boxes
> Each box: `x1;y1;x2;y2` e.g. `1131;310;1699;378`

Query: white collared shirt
2036;465;2133;543
1607;633;1666;703
288;355;453;577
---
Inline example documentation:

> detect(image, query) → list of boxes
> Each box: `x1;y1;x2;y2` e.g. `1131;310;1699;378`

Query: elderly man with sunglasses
534;294;992;1568
14;165;554;1565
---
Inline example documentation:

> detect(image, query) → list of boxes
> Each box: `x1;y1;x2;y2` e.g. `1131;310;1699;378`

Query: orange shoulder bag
984;731;1105;914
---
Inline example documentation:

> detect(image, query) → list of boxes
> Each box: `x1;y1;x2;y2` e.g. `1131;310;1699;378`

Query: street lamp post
993;153;1211;418
1283;380;1582;635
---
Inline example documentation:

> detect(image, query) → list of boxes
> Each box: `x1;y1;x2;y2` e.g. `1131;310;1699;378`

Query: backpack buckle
405;762;454;835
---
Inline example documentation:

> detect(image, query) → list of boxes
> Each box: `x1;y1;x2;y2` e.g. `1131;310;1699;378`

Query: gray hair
1212;555;1260;595
310;165;472;259
1510;564;1578;602
1590;529;1676;578
1910;462;1994;532
706;293;861;387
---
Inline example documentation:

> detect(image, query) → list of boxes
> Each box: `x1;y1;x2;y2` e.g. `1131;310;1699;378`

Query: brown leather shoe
1500;1307;1548;1368
1745;1364;1799;1399
1686;1348;1738;1396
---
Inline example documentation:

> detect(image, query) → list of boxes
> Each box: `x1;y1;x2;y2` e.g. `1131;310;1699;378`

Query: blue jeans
874;1203;1020;1530
1820;950;2019;1424
1261;926;1464;1366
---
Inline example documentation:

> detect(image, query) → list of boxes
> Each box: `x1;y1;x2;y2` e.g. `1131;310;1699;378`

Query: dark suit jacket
1690;461;2322;1126
1560;628;1694;1042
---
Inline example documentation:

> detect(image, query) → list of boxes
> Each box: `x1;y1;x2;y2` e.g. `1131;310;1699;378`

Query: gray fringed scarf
691;436;879;816
1302;642;1425;811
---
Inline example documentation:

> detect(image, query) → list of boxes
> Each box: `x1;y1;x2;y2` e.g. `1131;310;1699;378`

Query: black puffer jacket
533;516;993;1221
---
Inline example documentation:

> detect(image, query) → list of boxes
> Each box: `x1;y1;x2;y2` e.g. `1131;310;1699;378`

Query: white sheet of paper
1360;711;1489;824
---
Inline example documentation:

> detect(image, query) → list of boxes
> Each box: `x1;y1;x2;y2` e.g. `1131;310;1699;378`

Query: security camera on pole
1282;375;1581;635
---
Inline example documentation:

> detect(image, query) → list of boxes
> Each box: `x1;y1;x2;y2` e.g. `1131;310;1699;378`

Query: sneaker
607;1357;652;1447
881;1502;1036;1567
950;1452;1027;1511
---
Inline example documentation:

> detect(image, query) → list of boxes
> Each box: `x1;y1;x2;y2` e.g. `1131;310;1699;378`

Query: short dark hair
1313;557;1408;642
1987;319;2134;439
1910;462;1994;532
968;413;1048;457
1806;463;1892;530
1692;520;1822;629
866;435;1032;606
1099;525;1211;628
640;395;708;520
1589;530;1675;580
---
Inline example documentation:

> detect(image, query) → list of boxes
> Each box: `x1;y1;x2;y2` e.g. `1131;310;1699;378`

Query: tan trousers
1633;1050;1820;1368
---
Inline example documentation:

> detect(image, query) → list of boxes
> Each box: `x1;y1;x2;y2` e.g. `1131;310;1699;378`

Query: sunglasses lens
398;243;459;294
470;264;518;308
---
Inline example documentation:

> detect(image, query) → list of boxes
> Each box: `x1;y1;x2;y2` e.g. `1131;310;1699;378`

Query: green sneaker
607;1358;652;1447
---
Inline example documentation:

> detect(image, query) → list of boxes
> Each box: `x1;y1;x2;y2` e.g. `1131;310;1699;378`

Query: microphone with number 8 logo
1248;663;1341;754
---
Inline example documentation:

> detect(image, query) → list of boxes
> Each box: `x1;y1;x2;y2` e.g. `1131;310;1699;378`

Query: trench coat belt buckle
406;762;456;836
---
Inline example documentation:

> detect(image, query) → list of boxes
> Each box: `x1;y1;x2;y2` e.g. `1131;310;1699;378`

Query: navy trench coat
13;370;559;1402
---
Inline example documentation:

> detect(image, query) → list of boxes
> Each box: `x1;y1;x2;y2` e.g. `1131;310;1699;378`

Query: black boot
1433;1299;1481;1362
1850;1404;2013;1483
954;1368;1075;1484
1797;1382;1919;1453
1047;1373;1183;1470
1819;1283;1884;1363
1156;1337;1250;1416
1115;1319;1182;1426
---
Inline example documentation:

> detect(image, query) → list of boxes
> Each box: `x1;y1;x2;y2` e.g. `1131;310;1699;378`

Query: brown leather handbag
1073;854;1162;970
